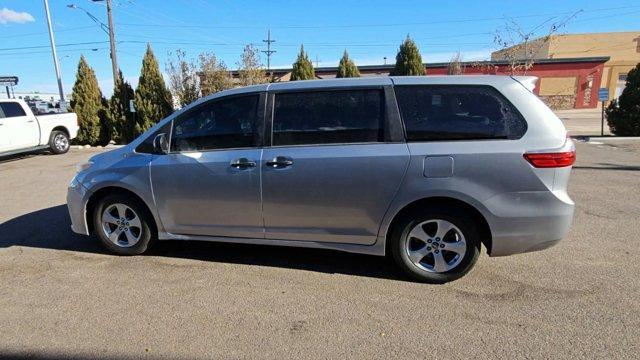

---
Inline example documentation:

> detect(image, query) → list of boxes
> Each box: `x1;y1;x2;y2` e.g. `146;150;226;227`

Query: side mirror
153;133;169;154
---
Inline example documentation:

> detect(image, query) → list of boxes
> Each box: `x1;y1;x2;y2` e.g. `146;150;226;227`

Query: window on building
395;85;527;141
171;94;259;152
615;74;628;99
272;89;385;146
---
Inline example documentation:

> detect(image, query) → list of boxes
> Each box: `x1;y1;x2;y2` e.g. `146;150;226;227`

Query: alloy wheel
101;203;142;248
405;219;467;273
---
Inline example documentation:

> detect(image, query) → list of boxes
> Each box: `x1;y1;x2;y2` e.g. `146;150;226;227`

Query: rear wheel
49;130;70;154
93;194;155;255
390;206;481;283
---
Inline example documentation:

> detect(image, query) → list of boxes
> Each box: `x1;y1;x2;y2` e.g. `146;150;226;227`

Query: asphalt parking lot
0;142;638;359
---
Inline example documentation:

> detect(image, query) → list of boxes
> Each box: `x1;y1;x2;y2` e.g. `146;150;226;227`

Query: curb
71;145;124;150
573;136;640;142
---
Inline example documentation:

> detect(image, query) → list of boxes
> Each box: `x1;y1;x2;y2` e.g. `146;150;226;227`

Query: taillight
524;150;576;168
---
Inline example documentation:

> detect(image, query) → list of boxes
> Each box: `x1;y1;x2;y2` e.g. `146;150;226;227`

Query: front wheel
390;206;481;283
93;194;155;255
49;130;70;154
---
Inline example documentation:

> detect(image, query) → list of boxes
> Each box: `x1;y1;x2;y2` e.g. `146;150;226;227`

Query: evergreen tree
606;62;640;136
107;71;135;144
290;45;315;81
70;55;105;145
391;35;426;76
134;44;173;136
336;50;360;78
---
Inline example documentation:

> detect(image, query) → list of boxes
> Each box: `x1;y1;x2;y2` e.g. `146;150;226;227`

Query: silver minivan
67;76;575;283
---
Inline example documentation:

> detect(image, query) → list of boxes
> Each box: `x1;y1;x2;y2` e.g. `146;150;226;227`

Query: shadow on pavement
0;205;401;281
573;163;640;172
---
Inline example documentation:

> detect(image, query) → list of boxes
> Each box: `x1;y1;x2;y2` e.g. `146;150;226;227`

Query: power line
114;5;640;30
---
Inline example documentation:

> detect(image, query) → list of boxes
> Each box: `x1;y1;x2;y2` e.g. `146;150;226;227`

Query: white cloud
0;8;35;24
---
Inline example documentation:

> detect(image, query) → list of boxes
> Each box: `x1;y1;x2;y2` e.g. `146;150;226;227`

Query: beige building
492;31;640;102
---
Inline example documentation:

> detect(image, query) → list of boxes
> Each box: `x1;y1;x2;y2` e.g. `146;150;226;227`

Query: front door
150;93;265;238
261;88;409;245
0;102;38;151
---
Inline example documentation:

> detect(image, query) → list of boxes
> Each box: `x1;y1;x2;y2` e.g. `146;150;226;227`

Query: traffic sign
598;88;609;101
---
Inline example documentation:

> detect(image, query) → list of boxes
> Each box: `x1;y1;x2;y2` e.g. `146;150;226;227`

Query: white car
0;99;78;156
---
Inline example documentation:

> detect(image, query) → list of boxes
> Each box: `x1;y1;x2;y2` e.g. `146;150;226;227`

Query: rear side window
0;102;27;118
171;94;259;152
395;85;527;141
273;89;384;146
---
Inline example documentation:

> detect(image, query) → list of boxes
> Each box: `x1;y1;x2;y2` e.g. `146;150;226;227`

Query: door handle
27;120;35;123
266;156;293;168
230;158;256;169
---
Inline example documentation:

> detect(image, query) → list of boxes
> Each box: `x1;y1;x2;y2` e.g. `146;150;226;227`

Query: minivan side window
394;85;527;141
272;89;384;146
171;94;259;152
0;102;27;118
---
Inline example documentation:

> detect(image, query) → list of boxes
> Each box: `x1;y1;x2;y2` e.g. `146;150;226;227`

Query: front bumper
67;177;90;235
483;190;575;257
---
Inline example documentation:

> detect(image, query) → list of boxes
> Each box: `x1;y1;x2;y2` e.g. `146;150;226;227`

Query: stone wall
538;95;576;110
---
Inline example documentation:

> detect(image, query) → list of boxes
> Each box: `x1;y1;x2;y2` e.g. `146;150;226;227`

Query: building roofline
226;56;610;75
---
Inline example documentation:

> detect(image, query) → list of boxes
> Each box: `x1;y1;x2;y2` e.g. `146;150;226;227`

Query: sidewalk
554;108;611;136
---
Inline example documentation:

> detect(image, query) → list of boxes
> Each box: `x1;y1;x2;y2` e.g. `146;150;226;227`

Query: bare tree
237;44;268;86
492;10;582;74
198;52;233;96
447;52;464;75
166;49;199;107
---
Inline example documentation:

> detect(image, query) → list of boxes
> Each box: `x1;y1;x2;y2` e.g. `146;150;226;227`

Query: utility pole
43;0;66;108
315;55;320;68
261;29;276;71
104;0;119;85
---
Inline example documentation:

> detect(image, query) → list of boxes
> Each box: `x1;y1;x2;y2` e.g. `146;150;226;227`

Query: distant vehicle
67;76;575;283
34;101;62;115
0;99;78;157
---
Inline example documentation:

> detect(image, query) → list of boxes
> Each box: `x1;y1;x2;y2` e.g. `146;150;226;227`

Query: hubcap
101;203;142;247
54;134;69;151
405;219;467;273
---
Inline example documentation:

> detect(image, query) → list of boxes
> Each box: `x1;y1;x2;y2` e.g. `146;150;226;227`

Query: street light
43;0;66;110
66;4;109;34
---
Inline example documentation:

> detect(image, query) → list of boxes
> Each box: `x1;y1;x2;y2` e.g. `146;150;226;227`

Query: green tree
606;62;640;136
134;44;173;136
290;45;315;81
70;55;105;145
107;71;135;144
336;50;360;78
391;35;425;76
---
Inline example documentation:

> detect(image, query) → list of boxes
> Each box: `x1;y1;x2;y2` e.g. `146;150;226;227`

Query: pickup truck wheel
390;206;480;284
49;130;70;154
93;194;155;255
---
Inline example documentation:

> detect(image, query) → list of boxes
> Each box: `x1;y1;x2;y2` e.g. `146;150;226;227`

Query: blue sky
1;0;639;96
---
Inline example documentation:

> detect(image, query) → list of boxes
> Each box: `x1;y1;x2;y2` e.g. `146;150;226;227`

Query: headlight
76;161;93;173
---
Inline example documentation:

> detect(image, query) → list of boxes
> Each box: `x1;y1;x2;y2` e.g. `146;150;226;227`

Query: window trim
266;86;398;148
167;92;266;154
393;84;528;142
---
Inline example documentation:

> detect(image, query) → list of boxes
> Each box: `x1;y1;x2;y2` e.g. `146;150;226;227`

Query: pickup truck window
0;102;27;118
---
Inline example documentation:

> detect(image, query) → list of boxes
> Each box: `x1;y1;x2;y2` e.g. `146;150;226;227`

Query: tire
49;130;70;154
389;205;481;283
92;194;156;255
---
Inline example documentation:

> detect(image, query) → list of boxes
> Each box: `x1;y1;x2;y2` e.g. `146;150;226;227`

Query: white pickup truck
0;99;78;157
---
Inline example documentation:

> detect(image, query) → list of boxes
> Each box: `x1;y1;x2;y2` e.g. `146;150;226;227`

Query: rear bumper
67;177;90;235
482;190;574;257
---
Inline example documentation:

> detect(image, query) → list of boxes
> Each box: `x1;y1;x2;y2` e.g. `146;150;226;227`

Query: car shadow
573;163;640;171
0;205;402;281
